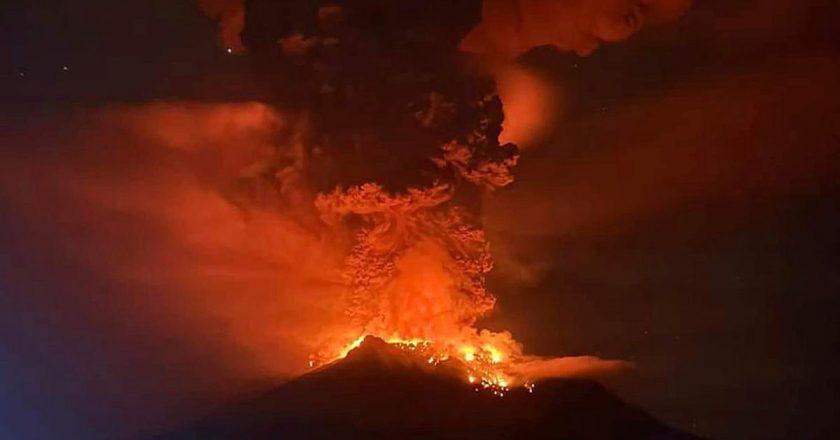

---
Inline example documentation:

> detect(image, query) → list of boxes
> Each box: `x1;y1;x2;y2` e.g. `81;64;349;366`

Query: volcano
160;337;703;439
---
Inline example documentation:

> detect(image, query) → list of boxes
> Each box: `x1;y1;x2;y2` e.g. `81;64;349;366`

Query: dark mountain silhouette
159;337;704;439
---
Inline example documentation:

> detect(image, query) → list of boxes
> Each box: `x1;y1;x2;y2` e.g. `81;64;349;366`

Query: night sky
2;1;840;439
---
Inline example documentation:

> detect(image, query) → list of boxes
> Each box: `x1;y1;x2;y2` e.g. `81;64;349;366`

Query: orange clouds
484;56;840;241
461;0;692;58
0;103;348;380
495;65;564;147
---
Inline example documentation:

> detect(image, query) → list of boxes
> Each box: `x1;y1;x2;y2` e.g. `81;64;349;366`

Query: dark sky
2;1;840;439
0;0;261;102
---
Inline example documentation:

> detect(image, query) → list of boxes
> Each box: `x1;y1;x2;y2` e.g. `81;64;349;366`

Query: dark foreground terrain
160;337;703;439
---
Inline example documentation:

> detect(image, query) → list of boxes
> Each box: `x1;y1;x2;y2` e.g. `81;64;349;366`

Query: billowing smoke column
197;0;692;384
231;0;526;377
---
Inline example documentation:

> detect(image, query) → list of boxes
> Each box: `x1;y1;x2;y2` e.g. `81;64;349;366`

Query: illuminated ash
248;0;526;384
208;0;686;390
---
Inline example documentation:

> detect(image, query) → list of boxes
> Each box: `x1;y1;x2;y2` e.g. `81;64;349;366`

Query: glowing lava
312;334;523;395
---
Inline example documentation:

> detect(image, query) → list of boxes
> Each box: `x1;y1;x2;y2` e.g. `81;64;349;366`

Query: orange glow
495;66;562;148
306;120;633;391
337;335;368;359
196;0;246;52
461;0;693;58
464;351;476;362
327;335;518;392
29;100;638;394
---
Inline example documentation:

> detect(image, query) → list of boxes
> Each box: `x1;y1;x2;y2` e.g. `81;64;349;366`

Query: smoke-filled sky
2;1;840;439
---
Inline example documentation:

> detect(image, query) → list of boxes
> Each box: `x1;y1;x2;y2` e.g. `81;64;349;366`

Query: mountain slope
160;337;703;439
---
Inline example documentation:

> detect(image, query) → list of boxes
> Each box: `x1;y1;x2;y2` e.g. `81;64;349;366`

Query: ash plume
0;4;697;419
0;103;352;438
461;0;693;58
194;0;692;379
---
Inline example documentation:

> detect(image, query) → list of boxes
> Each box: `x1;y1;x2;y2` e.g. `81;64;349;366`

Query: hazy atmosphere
2;1;839;439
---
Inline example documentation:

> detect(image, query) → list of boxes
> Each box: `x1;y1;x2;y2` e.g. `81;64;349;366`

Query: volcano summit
161;337;703;439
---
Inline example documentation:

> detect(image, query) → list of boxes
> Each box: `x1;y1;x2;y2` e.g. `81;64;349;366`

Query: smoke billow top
198;0;692;56
462;0;692;57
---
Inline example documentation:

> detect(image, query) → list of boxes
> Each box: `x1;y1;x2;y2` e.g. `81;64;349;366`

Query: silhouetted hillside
160;337;704;439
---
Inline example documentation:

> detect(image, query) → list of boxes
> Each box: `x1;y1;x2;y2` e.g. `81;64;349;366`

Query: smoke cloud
514;356;633;381
461;0;693;58
488;55;840;235
196;0;245;51
0;0;709;435
495;65;564;147
186;0;696;380
197;0;692;58
0;103;355;436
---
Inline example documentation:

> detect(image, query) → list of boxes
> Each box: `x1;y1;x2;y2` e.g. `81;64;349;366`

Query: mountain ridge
159;336;705;439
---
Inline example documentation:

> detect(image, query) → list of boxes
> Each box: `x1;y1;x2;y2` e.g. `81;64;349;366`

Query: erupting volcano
160;0;697;436
194;0;693;394
7;0;840;438
162;336;702;439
